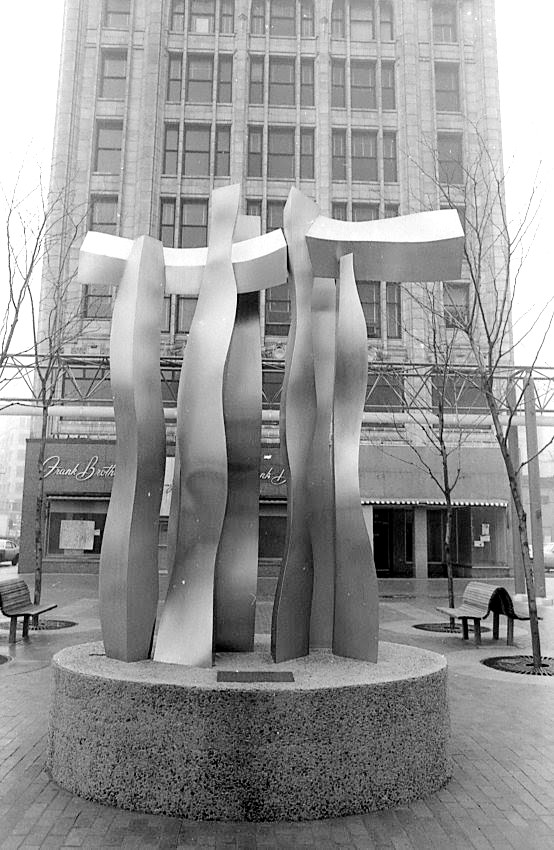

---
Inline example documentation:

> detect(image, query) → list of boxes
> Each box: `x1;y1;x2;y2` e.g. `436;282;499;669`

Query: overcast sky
0;1;552;362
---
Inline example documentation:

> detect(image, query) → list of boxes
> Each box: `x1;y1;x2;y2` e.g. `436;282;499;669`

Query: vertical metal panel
307;278;337;650
99;236;166;662
154;185;240;667
332;254;379;662
271;188;319;662
214;215;262;652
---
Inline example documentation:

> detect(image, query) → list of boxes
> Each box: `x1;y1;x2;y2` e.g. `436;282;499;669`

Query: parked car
0;539;19;565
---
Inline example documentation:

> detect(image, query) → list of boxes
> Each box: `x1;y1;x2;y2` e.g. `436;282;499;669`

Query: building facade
21;0;512;581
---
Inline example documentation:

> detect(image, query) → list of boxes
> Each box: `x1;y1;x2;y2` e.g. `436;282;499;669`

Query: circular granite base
48;639;450;821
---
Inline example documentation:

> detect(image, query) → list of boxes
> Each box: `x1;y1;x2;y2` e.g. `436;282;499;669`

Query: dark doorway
373;509;393;575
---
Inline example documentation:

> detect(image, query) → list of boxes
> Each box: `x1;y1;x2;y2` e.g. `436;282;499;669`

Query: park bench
436;581;530;646
0;578;57;644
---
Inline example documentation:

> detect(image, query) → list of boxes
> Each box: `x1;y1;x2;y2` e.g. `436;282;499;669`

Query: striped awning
362;498;507;508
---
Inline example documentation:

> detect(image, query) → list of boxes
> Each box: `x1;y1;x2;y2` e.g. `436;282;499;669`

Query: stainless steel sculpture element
271;189;319;662
154;192;287;666
154;184;241;667
333;254;379;661
272;192;464;664
87;236;166;661
215;215;262;652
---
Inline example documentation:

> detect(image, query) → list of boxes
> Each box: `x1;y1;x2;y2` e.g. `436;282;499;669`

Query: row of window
100;50;457;115
104;0;460;45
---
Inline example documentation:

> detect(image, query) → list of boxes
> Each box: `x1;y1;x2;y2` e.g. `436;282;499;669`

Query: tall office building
22;0;511;581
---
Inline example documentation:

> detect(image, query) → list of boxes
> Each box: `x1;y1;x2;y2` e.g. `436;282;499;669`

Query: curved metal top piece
306;208;464;282
79;228;287;295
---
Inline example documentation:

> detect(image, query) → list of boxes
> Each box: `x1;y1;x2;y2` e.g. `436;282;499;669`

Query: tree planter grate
0;619;77;632
413;622;490;634
481;656;554;676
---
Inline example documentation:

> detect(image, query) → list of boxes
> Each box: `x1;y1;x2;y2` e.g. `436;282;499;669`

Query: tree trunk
32;404;48;627
444;501;456;629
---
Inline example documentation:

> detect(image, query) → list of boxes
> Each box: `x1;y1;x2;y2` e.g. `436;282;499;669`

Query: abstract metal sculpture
79;184;463;668
272;192;464;662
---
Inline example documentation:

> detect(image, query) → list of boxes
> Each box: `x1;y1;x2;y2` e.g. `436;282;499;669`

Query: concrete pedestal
48;639;450;821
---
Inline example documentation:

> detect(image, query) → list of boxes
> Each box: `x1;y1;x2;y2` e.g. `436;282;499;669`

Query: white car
0;538;19;565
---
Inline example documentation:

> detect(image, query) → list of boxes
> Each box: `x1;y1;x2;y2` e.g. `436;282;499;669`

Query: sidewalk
1;568;554;849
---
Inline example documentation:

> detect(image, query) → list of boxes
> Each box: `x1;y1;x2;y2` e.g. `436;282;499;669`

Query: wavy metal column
98;236;166;661
215;216;262;652
332;254;379;662
271;189;319;662
307;277;337;650
154;184;240;667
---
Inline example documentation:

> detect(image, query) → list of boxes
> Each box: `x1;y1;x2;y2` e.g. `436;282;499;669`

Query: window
331;0;345;37
381;62;395;110
163;124;179;175
186;55;213;102
351;0;374;41
438;134;463;184
62;368;112;402
301;0;314;36
217;55;233;102
215;125;231;176
104;0;130;28
269;57;295;105
332;129;346;180
383;133;397;182
94;122;123;173
366;370;404;410
251;0;265;34
262;369;284;408
351;130;377;181
248;127;263;177
246;199;262;218
432;371;487;413
433;3;457;42
331;60;346;107
160;198;176;247
180;199;208;247
435;63;460;111
332;202;347;220
352;203;378;221
300;128;314;179
358;281;381;337
162;297;172;333
268;127;295;179
83;284;113;319
189;0;215;33
175;295;198;334
90;196;118;234
300;59;314;107
265;282;291;335
351;61;376;109
167;54;183;101
183;126;211;176
267;199;286;231
249;56;264;103
379;1;394;40
386;282;401;338
99;50;127;99
170;0;185;31
176;296;197;332
270;0;295;36
444;281;470;327
220;0;234;33
384;203;399;218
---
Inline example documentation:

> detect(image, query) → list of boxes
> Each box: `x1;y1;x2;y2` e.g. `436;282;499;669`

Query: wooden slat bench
436;581;529;646
0;578;57;644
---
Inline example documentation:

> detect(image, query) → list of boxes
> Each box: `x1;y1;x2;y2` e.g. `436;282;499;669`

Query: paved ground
1;568;554;849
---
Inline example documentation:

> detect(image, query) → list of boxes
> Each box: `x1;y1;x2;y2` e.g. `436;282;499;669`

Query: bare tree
1;171;86;613
413;124;553;671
